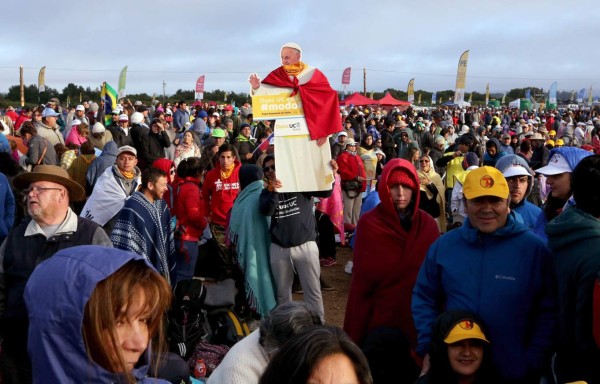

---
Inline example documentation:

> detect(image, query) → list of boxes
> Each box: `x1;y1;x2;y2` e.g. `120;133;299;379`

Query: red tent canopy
339;92;379;107
378;92;411;106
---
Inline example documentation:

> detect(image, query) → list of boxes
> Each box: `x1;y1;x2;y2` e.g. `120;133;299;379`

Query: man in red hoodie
202;143;241;228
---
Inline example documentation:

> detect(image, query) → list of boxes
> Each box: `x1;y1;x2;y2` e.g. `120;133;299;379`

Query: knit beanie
239;164;264;190
463;152;479;169
387;168;417;191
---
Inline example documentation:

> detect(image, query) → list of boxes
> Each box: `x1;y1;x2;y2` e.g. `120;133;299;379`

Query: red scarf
261;67;341;140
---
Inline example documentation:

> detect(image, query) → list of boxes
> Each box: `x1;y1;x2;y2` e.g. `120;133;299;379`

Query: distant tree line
0;83;585;108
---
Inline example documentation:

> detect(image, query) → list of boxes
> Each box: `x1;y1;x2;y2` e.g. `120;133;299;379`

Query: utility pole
363;68;366;96
162;80;166;102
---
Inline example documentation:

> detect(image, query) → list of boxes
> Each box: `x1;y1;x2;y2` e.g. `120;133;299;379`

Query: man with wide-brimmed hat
0;164;111;383
529;132;550;170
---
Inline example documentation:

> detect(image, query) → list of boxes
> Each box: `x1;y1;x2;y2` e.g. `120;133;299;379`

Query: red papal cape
261;67;342;140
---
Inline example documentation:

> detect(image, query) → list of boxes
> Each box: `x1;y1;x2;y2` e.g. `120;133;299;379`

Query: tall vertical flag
548;82;558;105
101;82;118;124
79;92;82;103
118;66;128;100
66;96;71;108
341;67;351;87
589;85;593;105
341;67;351;100
195;75;205;100
440;97;443;103
418;93;422;104
454;50;469;105
407;78;415;103
19;65;24;107
432;92;437;105
468;93;473;103
502;93;506;104
38;66;46;92
577;88;585;103
485;83;490;105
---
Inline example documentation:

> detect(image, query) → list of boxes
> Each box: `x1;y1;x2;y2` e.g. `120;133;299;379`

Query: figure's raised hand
249;73;261;90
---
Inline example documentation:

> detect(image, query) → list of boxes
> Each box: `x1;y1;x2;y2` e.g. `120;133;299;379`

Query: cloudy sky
2;0;599;98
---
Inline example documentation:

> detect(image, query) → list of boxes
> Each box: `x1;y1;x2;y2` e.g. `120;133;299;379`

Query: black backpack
168;279;211;359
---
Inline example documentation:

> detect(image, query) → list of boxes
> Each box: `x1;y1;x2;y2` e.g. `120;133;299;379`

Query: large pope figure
249;42;341;192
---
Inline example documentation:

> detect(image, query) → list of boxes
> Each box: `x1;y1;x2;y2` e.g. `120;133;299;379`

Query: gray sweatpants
342;191;362;225
269;241;325;323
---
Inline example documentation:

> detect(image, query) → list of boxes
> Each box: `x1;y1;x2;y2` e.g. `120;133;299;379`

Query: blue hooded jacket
24;245;169;384
86;140;118;189
494;154;542;229
412;212;556;381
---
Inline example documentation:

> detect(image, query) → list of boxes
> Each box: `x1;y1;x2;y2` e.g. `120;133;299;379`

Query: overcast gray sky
2;0;599;98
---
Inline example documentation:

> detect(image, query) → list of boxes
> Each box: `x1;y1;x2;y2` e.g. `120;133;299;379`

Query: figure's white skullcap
281;42;302;57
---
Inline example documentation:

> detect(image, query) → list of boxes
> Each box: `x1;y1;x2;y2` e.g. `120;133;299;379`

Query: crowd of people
1;45;600;383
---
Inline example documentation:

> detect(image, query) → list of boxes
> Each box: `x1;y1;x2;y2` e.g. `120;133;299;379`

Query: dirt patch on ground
293;245;353;326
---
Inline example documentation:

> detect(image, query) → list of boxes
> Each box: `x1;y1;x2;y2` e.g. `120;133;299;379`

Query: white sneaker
344;261;353;274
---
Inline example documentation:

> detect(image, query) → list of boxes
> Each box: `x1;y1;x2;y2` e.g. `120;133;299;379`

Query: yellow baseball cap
463;166;509;200
444;319;490;344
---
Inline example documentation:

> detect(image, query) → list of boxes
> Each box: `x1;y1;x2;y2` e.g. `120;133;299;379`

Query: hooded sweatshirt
24;245;169;383
344;159;439;348
546;207;600;375
494;154;542;229
202;160;241;226
86;140;118;190
482;138;506;167
152;158;176;213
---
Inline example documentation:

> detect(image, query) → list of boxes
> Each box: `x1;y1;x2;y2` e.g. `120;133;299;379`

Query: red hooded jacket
152;158;176;214
337;150;367;192
173;176;207;241
344;159;439;350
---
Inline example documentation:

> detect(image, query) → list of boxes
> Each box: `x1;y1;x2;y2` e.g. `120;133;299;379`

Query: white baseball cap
502;165;531;178
535;153;571;175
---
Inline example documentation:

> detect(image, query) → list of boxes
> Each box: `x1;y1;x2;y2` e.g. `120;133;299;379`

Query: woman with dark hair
173;130;201;168
19;121;58;167
358;134;378;195
172;157;207;283
25;246;175;383
533;146;593;241
417;154;446;233
416;310;499;384
259;325;372;384
152;158;177;214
